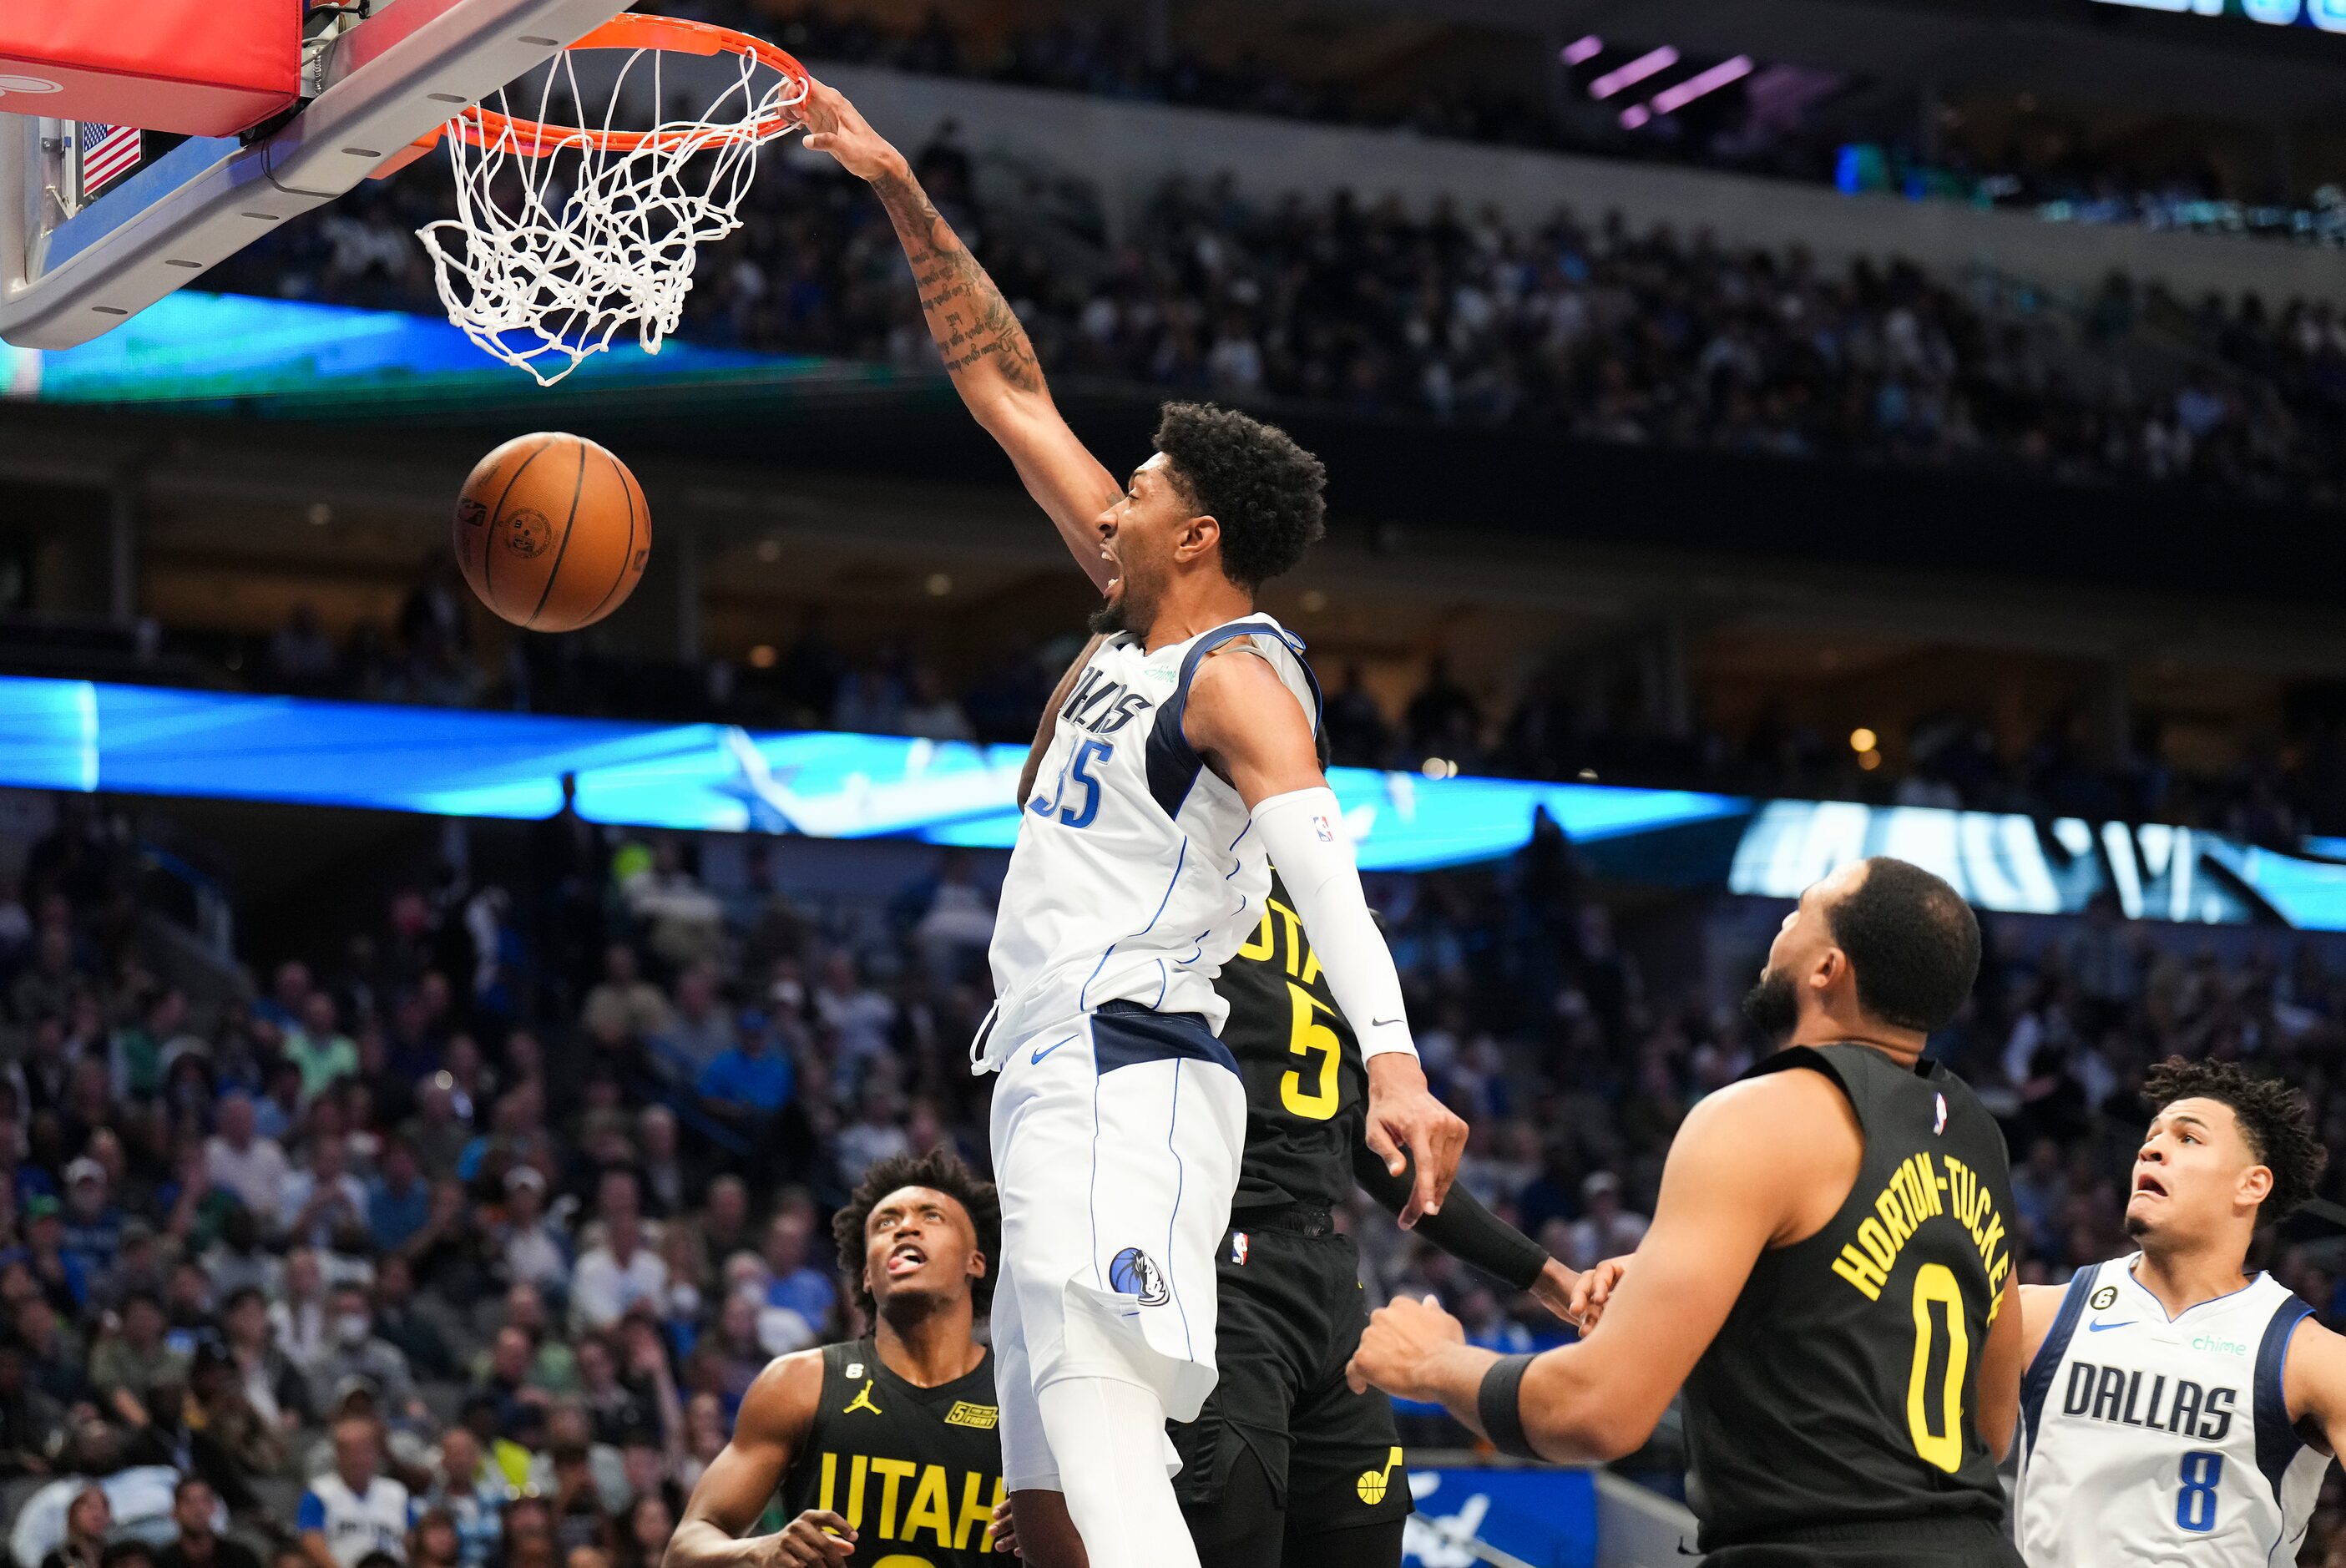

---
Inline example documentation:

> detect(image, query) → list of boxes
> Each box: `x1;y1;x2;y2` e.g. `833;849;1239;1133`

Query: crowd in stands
175;89;2346;844
202;108;2346;517
3;763;2346;1558
146;0;2346;850
670;0;2346;249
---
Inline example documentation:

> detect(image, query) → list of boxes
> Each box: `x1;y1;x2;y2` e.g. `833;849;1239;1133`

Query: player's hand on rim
1363;1053;1468;1227
1347;1292;1468;1401
796;78;908;185
759;1510;856;1566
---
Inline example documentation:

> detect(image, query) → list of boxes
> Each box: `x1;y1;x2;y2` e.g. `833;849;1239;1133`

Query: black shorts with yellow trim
1170;1209;1414;1542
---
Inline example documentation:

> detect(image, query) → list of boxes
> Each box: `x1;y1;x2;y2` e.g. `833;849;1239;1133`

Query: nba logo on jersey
1231;1232;1249;1266
1934;1093;1948;1135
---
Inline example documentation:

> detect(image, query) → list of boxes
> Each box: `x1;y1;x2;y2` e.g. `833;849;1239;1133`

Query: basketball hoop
407;14;809;386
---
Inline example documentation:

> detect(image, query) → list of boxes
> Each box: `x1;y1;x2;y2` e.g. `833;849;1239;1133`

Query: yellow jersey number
1237;900;1342;1122
1905;1262;1970;1472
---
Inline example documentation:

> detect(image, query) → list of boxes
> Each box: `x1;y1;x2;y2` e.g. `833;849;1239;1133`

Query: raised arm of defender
797;80;1120;591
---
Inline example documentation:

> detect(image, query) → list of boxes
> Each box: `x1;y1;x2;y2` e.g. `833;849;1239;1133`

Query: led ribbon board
0;675;2339;928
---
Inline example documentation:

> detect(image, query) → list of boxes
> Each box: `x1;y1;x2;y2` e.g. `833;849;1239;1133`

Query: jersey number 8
2176;1449;2223;1532
1904;1263;1970;1472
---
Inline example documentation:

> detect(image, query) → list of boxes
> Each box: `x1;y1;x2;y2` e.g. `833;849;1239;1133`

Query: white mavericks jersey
297;1474;413;1568
980;614;1319;1068
2016;1252;2325;1567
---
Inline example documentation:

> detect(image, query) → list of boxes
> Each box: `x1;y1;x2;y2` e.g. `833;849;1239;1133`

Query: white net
417;35;806;386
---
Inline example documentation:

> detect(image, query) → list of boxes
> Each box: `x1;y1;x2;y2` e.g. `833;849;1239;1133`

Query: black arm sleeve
1351;1141;1550;1291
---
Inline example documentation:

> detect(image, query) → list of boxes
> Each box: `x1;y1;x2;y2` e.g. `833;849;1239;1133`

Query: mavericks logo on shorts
1110;1247;1171;1306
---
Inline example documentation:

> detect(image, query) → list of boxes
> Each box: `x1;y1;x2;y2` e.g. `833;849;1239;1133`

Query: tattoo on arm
871;171;1044;394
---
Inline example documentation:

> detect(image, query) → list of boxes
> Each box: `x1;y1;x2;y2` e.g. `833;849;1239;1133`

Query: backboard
0;0;635;351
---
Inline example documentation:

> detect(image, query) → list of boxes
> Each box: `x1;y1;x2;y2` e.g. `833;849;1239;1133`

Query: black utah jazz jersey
775;1339;1006;1568
1215;872;1374;1212
1681;1044;2018;1550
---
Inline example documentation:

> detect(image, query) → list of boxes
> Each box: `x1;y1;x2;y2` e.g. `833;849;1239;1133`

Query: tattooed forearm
871;170;1044;395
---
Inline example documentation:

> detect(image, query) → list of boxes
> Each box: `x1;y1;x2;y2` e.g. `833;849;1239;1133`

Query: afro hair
831;1148;1000;1324
1151;402;1327;589
2141;1055;2326;1222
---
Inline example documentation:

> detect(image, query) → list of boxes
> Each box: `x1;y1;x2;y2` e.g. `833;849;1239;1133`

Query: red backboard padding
0;0;301;139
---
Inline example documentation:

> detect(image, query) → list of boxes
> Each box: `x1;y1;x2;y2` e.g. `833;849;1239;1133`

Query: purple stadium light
1619;104;1651;129
1560;34;1605;65
1646;54;1755;116
1588;45;1677;100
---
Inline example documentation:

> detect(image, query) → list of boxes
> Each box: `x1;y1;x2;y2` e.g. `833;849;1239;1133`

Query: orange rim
415;14;807;159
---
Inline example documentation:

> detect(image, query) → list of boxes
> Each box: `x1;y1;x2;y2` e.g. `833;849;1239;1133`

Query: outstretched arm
1186;650;1465;1225
670;1353;852;1568
1347;1068;1852;1459
1351;1142;1579;1320
797;81;1119;589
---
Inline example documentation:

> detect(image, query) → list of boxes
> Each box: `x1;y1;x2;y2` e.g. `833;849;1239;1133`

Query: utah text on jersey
808;1449;1007;1558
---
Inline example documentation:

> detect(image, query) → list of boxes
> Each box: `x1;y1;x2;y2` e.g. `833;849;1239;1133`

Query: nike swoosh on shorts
1031;1034;1076;1065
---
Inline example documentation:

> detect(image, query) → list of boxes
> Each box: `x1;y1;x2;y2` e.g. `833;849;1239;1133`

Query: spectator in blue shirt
758;1208;834;1343
695;1011;792;1128
367;1141;432;1254
22;1197;88;1312
58;1158;123;1286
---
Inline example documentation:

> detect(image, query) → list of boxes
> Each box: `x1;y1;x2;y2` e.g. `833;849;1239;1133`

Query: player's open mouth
2133;1172;2167;1198
885;1242;928;1275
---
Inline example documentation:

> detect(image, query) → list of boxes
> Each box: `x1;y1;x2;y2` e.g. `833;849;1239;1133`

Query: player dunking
1352;857;2027;1567
667;1151;1010;1568
798;81;1464;1568
2015;1056;2346;1565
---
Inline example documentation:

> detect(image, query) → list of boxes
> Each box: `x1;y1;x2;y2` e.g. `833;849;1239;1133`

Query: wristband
1477;1352;1541;1459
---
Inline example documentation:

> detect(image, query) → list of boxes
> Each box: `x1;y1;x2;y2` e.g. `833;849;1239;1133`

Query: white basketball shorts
986;1000;1247;1494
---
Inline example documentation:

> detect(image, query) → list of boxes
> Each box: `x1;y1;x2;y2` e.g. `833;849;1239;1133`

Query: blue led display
1;675;2340;928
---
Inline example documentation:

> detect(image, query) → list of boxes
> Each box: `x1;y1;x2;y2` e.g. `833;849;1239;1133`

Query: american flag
78;123;142;198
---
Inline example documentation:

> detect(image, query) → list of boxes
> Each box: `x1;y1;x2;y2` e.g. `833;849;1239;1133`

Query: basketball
453;432;650;631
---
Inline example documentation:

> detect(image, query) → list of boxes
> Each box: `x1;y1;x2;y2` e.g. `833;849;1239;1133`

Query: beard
1741;968;1801;1042
1087;569;1159;638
